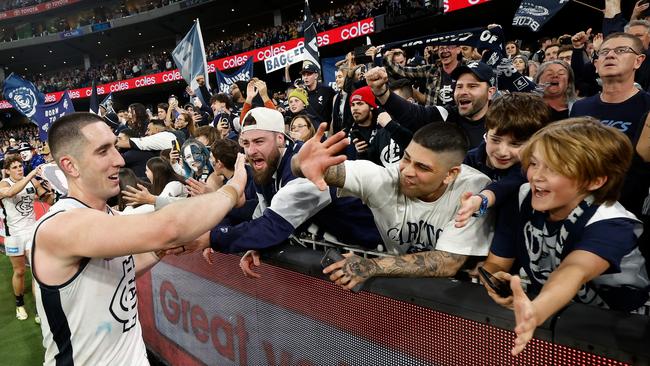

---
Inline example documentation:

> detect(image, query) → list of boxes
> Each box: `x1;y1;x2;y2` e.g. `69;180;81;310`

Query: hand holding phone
478;266;512;298
320;249;363;293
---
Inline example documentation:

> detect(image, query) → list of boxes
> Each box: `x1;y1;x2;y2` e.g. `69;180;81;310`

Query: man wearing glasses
570;32;650;141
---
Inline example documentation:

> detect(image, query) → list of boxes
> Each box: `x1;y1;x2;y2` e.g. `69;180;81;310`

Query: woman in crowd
121;157;188;210
505;41;522;59
174;111;196;139
289;115;317;142
127;103;149;137
534;60;577;121
512;55;531;80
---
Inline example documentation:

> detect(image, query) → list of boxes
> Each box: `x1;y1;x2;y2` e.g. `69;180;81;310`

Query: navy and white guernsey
491;184;650;311
32;198;148;366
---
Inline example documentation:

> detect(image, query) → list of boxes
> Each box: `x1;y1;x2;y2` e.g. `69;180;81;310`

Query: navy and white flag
215;58;253;94
302;0;321;72
2;73;46;119
513;0;570;32
100;92;115;114
381;26;505;54
172;19;211;106
34;92;75;141
89;81;99;114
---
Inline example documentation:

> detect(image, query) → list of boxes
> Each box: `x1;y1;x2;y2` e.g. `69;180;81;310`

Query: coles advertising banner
0;18;374;110
444;0;490;13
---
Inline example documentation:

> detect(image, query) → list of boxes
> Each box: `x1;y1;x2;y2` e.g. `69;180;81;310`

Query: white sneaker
34;314;41;325
16;306;28;321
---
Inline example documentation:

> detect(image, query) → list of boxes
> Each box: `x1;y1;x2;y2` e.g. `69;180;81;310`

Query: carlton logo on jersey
110;256;138;332
387;221;443;253
15;195;34;216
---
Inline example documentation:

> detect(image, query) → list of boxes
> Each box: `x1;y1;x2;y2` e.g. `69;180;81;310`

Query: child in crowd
455;93;551;226
480;118;649;355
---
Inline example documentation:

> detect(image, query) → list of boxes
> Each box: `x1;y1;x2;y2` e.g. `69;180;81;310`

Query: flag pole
571;0;603;13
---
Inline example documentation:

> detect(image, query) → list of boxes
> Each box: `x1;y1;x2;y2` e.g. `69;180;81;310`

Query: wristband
477;193;489;217
217;185;238;206
373;86;389;98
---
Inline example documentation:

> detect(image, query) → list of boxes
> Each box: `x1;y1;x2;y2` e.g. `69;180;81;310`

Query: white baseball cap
241;107;286;134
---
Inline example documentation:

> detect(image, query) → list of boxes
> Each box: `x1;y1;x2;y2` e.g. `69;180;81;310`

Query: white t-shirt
339;161;494;255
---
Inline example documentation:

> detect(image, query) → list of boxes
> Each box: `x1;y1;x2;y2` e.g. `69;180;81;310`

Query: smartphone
477;266;512;298
349;129;364;143
320;248;363;293
171;139;180;153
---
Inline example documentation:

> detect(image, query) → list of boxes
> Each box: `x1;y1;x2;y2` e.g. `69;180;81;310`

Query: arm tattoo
373;250;468;278
343;255;380;281
323;163;346;188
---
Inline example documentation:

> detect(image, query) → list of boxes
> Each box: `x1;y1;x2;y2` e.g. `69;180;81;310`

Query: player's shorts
4;233;32;257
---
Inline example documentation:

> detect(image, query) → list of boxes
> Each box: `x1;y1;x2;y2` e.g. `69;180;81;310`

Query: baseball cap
241;107;286;134
300;61;320;74
451;61;496;87
17;142;33;152
349;86;378;109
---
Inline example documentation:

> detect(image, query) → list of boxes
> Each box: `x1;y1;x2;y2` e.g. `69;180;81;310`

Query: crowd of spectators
2;0;650;360
0;0;180;42
23;0;384;93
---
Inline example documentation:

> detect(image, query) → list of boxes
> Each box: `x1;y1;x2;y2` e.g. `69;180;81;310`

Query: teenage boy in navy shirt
455;93;551;226
480;118;650;356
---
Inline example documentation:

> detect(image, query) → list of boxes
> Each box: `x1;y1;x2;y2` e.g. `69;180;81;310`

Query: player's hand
293;123;348;191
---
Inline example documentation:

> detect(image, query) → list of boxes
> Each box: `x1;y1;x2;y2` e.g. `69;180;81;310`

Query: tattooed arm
324;250;468;291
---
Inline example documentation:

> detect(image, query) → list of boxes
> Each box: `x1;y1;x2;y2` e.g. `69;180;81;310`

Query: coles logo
256;45;288;62
220;55;249;70
340;20;374;40
135;76;156;87
296;34;331;48
162;70;182;82
110;82;129;92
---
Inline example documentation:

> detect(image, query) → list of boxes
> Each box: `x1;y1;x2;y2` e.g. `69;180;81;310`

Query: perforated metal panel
137;253;631;366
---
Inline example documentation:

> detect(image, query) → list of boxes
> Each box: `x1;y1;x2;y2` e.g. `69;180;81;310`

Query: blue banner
322;55;345;91
215;58;253;94
172;19;211;107
512;0;570;32
2;73;46;119
59;28;84;39
34;92;75;141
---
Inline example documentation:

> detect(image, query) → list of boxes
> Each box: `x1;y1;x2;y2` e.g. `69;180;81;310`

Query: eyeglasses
597;46;640;57
291;124;309;131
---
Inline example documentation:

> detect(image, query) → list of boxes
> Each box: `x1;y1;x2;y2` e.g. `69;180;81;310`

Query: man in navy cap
17;142;46;175
365;61;497;148
300;61;336;127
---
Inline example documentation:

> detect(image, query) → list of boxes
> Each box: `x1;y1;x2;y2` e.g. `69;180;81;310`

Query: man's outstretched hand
293;122;349;191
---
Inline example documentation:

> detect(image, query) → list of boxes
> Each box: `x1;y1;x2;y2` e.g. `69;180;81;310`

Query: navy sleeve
488;193;520;259
603;13;627;37
575;218;639;274
485;167;527;207
381;92;444;133
383;120;413;151
210;209;295;253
